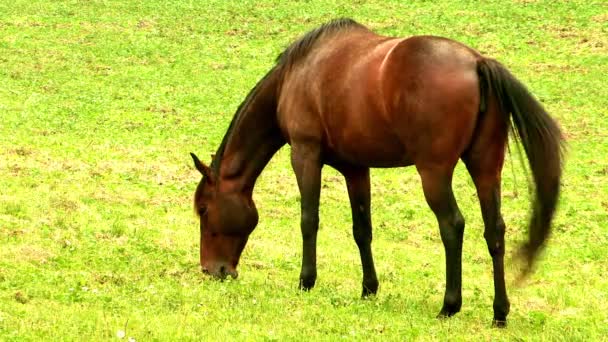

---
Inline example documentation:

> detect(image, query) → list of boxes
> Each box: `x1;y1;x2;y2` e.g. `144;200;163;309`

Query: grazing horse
190;19;564;326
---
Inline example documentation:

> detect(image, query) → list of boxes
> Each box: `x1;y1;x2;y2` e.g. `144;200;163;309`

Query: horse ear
190;152;214;182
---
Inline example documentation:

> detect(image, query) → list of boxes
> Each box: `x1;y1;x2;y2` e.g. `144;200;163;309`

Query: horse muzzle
201;262;238;280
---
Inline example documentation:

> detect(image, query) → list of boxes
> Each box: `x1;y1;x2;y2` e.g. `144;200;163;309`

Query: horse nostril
229;269;238;279
218;265;227;276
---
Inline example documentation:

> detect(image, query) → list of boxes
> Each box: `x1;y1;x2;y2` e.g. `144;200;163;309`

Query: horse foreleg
341;166;378;297
291;144;323;290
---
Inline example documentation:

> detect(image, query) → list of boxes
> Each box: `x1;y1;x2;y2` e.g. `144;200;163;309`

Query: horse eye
198;206;207;216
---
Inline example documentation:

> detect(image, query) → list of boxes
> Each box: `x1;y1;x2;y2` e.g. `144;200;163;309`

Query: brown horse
190;19;563;327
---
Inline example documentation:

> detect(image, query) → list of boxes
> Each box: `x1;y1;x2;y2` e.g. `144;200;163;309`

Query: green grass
1;0;607;340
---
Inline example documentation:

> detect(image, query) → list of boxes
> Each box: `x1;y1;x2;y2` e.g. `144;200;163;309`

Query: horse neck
216;69;285;196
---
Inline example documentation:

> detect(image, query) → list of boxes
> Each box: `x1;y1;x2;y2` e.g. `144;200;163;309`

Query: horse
190;18;564;327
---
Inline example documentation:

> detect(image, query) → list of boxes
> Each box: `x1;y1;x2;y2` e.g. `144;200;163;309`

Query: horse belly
326;126;412;168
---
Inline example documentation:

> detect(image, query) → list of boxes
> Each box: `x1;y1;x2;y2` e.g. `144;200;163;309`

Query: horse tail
477;58;565;277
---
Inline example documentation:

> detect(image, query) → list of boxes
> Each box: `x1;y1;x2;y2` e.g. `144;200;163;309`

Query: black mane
208;18;365;177
276;18;366;69
208;67;276;175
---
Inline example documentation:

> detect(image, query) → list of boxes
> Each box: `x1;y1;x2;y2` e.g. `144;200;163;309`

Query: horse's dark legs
418;167;464;317
468;174;510;327
340;166;378;297
291;144;322;290
462;118;510;327
481;186;509;327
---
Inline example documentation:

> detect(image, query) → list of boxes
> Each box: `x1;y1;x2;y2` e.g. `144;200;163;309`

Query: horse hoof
361;288;376;298
436;308;459;319
299;278;316;291
437;312;452;319
361;283;378;298
437;302;460;319
492;319;507;328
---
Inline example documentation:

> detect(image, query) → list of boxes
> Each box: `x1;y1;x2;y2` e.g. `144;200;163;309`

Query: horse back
278;33;484;169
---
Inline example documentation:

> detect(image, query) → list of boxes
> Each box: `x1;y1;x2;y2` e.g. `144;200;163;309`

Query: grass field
1;0;607;340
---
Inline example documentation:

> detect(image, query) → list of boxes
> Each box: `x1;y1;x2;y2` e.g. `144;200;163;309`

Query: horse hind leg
462;96;510;327
463;151;510;327
417;166;465;318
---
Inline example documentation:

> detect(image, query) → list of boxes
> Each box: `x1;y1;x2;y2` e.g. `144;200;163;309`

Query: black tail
478;58;565;276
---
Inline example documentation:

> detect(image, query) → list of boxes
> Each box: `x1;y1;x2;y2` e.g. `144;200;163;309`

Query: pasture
1;0;607;340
